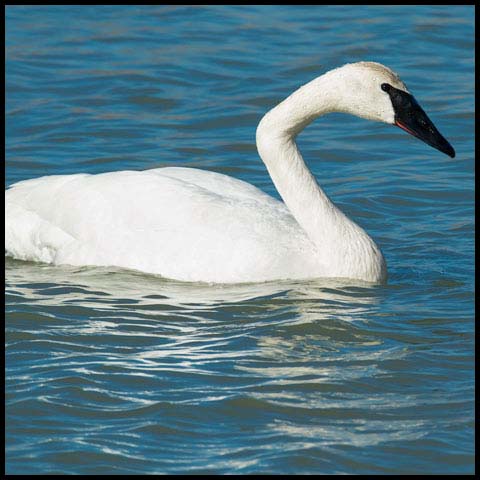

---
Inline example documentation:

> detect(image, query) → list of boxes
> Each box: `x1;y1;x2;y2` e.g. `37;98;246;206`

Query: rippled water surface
5;5;474;475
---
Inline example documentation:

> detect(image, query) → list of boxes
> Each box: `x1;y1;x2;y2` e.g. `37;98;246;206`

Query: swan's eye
381;83;390;92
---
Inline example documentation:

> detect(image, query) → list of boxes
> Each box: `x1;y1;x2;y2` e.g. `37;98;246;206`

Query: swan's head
333;61;455;157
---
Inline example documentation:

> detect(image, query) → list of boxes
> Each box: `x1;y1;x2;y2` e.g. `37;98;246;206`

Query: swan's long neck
256;70;386;282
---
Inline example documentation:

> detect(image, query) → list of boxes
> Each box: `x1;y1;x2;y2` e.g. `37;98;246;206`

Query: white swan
5;61;455;284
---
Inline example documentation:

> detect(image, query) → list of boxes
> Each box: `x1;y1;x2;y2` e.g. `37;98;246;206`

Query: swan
5;61;455;284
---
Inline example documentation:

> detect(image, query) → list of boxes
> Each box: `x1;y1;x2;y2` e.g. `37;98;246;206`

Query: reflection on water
5;257;382;311
6;258;389;385
5;254;473;475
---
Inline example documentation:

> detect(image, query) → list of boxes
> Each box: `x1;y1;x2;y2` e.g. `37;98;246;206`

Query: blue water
5;5;475;475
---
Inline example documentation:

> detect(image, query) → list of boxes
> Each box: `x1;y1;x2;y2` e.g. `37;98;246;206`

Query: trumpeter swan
5;61;455;284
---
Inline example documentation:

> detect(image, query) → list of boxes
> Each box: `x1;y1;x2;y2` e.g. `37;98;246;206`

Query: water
5;5;474;475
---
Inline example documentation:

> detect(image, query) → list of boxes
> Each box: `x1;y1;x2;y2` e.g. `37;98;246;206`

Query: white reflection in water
6;257;381;311
6;257;390;389
269;418;427;447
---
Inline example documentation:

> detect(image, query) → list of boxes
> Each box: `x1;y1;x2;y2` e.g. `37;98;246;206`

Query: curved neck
255;72;386;281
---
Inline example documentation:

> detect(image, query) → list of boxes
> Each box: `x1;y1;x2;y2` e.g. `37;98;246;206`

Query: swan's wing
146;167;277;203
5;168;315;282
5;201;76;264
6;174;88;263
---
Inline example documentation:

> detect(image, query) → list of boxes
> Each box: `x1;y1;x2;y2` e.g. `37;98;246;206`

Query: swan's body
5;62;455;284
6;167;319;283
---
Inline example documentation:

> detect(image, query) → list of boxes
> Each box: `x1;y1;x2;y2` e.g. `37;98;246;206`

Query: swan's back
5;168;318;283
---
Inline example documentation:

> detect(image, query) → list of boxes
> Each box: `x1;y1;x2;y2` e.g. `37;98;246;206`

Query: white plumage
8;61;448;284
5;168;319;283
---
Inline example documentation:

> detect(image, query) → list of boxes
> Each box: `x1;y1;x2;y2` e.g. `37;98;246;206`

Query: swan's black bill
381;83;455;158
